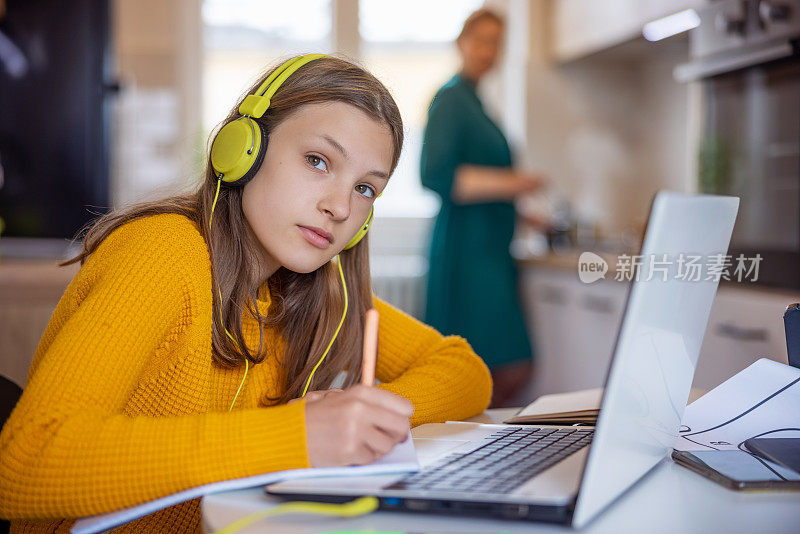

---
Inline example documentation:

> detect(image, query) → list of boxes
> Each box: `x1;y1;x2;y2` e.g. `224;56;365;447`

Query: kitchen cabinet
521;266;628;395
695;285;795;389
551;0;707;62
521;262;797;396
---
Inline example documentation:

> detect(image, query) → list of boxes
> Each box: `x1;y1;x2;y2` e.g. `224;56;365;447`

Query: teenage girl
0;55;492;532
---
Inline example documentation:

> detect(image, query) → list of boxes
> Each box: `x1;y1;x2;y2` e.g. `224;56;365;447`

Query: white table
202;409;800;533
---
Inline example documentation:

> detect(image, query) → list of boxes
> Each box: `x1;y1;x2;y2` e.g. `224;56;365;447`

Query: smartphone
671;449;800;490
784;303;800;369
743;437;800;475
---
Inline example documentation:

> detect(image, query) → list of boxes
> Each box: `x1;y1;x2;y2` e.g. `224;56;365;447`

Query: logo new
578;252;608;284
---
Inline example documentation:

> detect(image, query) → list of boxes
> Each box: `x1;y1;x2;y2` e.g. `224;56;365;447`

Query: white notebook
504;388;603;425
71;433;418;534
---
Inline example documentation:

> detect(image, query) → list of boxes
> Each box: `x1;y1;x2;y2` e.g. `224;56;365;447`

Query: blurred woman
421;8;544;408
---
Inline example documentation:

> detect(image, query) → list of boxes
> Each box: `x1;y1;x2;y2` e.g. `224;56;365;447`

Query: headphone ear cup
344;208;373;250
210;118;269;187
228;120;268;187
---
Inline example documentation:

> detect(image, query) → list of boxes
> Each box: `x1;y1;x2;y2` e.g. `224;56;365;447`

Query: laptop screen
572;191;739;528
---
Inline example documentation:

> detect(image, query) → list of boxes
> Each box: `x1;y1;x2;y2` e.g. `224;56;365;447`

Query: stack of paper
675;358;800;453
504;388;603;425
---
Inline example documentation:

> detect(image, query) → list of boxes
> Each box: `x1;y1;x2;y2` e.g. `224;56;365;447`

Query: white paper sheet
675;359;800;452
71;432;417;534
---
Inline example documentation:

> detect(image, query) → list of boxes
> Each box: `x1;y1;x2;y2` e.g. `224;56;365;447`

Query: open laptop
267;191;740;528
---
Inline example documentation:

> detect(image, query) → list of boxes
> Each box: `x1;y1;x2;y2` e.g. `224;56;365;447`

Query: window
202;0;332;137
359;0;484;218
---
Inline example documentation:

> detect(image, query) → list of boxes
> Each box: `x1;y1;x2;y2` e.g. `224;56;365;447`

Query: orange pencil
361;308;379;386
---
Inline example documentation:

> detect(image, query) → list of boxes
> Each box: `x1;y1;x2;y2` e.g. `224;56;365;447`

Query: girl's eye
306;155;327;171
355;184;376;199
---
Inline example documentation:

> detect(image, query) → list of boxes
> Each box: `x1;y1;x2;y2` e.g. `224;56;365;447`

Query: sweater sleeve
0;216;309;520
372;296;492;427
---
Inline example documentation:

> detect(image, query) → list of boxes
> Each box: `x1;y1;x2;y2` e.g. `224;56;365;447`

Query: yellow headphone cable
208;178;348;412
207;180;373;534
202;54;381;533
211;495;379;534
207;54;370;411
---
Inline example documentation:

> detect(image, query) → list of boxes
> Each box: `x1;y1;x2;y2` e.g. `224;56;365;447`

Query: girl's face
242;101;394;280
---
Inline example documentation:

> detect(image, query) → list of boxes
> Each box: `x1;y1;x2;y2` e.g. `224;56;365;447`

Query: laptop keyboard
386;427;594;495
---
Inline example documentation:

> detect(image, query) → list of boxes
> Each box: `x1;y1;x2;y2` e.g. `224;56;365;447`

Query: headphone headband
211;54;329;184
240;54;328;118
210;53;373;250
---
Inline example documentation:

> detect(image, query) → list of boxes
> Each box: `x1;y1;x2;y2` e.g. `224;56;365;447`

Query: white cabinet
695;286;796;390
521;266;627;395
521;264;798;397
551;0;707;62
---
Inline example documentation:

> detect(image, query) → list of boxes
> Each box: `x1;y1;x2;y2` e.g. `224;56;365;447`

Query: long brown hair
63;56;404;405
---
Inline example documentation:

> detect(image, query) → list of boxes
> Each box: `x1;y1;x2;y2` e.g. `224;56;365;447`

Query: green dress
421;73;532;369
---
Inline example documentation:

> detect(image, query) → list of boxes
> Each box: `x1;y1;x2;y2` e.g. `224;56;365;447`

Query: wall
520;1;697;243
112;0;202;207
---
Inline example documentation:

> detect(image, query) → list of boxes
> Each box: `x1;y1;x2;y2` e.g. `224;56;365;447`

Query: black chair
0;374;22;428
0;375;23;534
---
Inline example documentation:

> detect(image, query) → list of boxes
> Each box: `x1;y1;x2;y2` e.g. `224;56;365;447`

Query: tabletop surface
201;408;800;534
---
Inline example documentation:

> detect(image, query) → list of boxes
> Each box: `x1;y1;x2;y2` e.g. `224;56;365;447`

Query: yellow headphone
209;54;377;411
209;53;373;251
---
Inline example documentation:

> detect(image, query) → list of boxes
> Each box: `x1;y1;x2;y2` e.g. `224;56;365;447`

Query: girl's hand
304;384;414;467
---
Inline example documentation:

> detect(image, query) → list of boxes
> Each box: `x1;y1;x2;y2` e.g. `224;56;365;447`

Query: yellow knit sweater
0;213;492;533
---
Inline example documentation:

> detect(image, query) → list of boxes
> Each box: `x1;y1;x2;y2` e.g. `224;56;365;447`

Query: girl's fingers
351;385;414;417
363;427;399;460
363;405;410;444
350;403;410;445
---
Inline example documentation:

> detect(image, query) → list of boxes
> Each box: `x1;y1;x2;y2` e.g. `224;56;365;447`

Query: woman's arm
372;296;492;427
452;164;544;204
420;89;544;205
0;216;310;519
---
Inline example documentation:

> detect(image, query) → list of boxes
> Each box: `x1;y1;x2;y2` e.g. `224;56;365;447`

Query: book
70;432;418;534
503;386;709;426
503;388;603;425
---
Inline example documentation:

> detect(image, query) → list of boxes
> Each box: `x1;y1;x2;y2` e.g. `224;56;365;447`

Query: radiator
370;255;427;320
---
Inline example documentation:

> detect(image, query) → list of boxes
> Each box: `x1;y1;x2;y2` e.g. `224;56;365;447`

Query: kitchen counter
0;257;79;302
515;249;627;279
516;248;800;298
0;258;78;387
